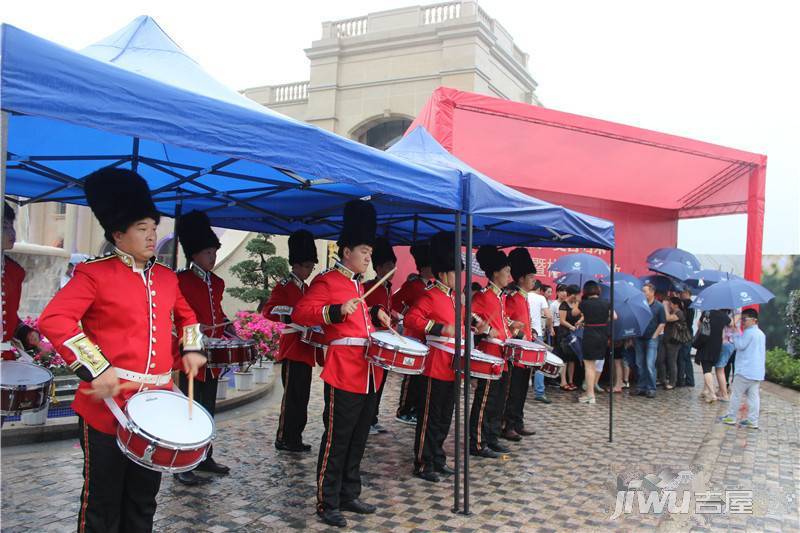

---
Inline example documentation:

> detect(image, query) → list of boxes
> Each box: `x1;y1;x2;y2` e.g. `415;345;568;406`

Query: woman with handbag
557;285;582;391
694;309;730;403
661;298;690;389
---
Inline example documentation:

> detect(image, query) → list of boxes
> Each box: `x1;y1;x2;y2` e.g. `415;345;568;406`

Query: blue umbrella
640;274;682;293
549;253;610;277
685;270;741;290
555;272;595;288
601;280;653;339
602;272;643;289
649;260;694;281
691;279;775;310
647;247;701;271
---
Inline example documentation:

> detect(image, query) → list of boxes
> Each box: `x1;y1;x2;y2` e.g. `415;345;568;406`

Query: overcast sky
3;0;798;255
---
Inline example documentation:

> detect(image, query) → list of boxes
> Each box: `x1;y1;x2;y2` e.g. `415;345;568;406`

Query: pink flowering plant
22;316;70;375
233;311;284;361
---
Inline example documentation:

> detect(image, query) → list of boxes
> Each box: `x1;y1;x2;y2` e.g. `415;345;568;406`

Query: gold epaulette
84;253;115;264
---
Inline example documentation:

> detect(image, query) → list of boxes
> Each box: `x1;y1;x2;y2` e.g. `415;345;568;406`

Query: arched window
356;118;412;151
156;235;177;267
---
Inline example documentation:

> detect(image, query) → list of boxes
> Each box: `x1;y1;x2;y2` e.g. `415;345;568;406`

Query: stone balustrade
271;81;309;103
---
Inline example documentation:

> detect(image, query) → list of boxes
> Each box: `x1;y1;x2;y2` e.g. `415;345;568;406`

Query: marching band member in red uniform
2;201;40;360
405;231;462;482
392;243;432;425
468;246;522;458
173;210;231;485
363;237;396;435
263;229;318;453
38;169;206;533
501;248;538;441
292;200;391;528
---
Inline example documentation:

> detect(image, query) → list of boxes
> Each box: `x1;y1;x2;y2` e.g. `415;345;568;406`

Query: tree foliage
226;234;289;310
760;255;800;355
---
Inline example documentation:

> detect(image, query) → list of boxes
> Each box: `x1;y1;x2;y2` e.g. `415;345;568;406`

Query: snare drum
465;350;504;380
205;338;257;368
539;352;565;378
116;390;214;473
300;326;326;349
0;360;53;415
366;331;428;375
503;339;545;367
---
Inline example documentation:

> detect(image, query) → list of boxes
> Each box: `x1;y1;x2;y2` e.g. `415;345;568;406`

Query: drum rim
369;331;429;356
123;390;216;448
470;351;504;364
0;360;54;381
544;352;565;365
115;440;209;474
504;338;539;348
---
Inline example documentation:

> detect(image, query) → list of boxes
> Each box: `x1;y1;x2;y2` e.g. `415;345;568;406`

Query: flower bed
232;311;284;361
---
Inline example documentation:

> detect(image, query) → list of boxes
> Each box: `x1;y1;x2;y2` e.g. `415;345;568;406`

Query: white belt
329;337;369;347
482;338;506;346
426;336;456;344
115;369;172;386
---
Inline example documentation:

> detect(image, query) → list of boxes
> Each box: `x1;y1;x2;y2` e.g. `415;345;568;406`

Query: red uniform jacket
505;286;532;368
292;263;383;394
263;273;317;367
392;274;430;340
471;282;509;358
363;279;392;313
2;256;31;360
405;281;460;382
176;263;228;382
38;250;202;435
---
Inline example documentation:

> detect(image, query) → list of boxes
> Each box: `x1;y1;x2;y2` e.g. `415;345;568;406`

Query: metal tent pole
462;214;473;514
170;202;182;270
609;248;615;443
1;112;9;321
452;212;462;513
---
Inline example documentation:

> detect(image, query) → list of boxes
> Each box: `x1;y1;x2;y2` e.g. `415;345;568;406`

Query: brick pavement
2;367;798;532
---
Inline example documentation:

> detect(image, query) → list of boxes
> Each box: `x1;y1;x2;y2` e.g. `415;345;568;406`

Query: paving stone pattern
2;367;798;532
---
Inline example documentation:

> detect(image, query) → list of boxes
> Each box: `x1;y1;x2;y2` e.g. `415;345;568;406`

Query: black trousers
178;370;218;461
413;376;455;473
371;370;388;426
503;365;532;432
77;418;162;533
469;370;509;450
317;383;377;512
276;360;313;446
396;374;420;417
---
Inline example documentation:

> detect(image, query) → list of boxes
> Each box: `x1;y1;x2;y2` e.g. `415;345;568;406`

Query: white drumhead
371;331;428;355
505;339;538;349
0;360;52;385
470;349;504;364
126;390;213;445
545;352;564;366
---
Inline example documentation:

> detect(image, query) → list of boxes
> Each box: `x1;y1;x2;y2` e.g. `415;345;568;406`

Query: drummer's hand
341;298;360;316
487;328;498;339
475;319;490;335
81;367;122;400
510;320;525;331
182;352;207;379
377;309;391;328
442;324;456;337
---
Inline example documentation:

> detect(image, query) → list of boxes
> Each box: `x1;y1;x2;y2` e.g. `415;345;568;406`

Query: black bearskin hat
3;201;15;223
338;200;376;249
371;237;396;267
430;231;459;276
508;247;537;281
409;242;431;270
288;229;318;265
476;245;508;278
84;168;160;243
177;210;220;260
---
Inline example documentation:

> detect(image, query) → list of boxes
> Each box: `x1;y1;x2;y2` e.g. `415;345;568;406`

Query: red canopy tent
409;87;767;282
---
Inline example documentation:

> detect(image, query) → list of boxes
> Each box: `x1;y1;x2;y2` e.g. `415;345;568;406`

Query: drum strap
425;336;456;344
103;398;129;427
329;337;369;347
115;369;172;385
483;338;505;346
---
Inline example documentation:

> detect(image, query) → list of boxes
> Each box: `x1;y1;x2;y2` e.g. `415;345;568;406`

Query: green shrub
765;348;800;390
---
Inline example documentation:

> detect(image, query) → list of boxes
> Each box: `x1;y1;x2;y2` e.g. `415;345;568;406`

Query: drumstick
200;320;233;331
188;373;194;420
359;267;397;303
386;324;403;341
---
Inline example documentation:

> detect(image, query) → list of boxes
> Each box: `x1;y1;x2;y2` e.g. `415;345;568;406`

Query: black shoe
488;441;511;453
515;426;536;436
173;471;210;486
275;440;312;452
646;391;656;399
501;428;522;441
435;464;455;476
632;389;646;396
195;457;230;475
340;499;376;514
317;508;347;527
470;447;500;458
414;470;440;483
395;413;416;426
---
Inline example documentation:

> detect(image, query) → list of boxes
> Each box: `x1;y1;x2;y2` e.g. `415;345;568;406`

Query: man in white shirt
527;281;552;403
721;309;766;429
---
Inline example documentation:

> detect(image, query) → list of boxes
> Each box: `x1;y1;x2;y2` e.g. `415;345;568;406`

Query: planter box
21;406;48;426
234;371;254;391
216;377;230;400
253;361;274;384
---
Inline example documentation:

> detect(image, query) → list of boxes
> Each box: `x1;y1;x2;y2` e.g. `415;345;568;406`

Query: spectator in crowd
578;281;612;404
620;338;636;389
548;284;566;346
721;308;766;429
695;308;731;403
528;280;553;403
543;285;553;302
676;288;695;387
557;285;582;391
633;283;665;398
714;315;737;401
660;297;687;390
